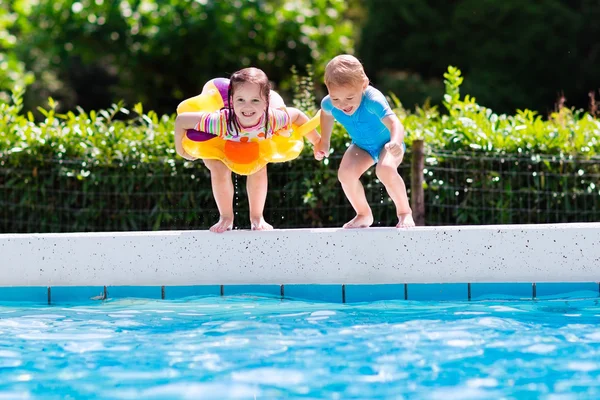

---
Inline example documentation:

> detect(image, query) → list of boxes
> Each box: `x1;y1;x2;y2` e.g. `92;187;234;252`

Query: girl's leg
246;165;272;230
204;159;235;233
338;145;376;228
375;148;415;228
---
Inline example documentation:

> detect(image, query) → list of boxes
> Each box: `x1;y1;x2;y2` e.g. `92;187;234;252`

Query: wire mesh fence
424;150;600;225
1;148;599;233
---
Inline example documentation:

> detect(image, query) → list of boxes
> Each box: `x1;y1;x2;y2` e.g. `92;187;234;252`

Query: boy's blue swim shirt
321;86;396;161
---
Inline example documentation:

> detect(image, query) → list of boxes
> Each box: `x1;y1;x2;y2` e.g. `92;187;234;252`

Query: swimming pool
2;224;600;398
2;294;600;399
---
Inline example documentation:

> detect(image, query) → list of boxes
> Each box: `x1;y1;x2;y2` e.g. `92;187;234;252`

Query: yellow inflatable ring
177;78;320;175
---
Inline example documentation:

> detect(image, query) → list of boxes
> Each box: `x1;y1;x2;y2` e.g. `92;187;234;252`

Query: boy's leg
339;145;376;228
247;165;273;231
376;148;415;228
204;159;235;233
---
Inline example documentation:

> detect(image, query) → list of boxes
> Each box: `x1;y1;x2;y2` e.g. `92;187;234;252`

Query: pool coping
1;223;599;287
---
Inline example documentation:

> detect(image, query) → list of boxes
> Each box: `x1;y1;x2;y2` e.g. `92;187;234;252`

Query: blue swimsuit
321;86;402;162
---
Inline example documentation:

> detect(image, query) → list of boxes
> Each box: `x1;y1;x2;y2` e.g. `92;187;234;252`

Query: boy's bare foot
343;214;374;229
210;216;234;233
396;213;416;228
250;216;273;231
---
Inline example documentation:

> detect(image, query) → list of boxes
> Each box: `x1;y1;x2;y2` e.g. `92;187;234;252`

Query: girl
175;67;323;233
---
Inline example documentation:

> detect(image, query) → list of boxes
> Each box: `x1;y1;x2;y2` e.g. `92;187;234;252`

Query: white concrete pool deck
1;223;599;286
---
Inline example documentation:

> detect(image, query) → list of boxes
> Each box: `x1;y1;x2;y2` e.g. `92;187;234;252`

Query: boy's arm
382;114;406;159
315;110;335;160
382;114;405;143
365;87;404;145
319;110;335;150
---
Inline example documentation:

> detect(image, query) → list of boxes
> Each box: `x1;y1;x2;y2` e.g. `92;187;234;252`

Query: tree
358;0;600;114
0;3;34;102
9;0;354;114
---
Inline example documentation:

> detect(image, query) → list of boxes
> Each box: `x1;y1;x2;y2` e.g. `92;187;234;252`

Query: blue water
1;296;600;399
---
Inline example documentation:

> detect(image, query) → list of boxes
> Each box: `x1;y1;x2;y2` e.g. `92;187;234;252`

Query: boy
316;55;415;228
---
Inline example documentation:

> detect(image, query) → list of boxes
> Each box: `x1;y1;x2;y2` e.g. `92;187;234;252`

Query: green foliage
0;86;216;232
422;150;600;226
401;66;600;225
359;0;600;114
398;66;600;156
0;4;34;100
7;0;353;114
294;65;600;226
1;90;175;165
1;65;599;233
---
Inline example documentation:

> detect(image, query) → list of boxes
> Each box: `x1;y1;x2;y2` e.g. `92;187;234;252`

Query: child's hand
176;145;197;161
276;129;293;138
385;141;404;159
314;140;330;161
181;152;197;161
314;147;327;161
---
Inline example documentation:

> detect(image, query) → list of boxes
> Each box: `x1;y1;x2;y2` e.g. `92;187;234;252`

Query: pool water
1;295;600;399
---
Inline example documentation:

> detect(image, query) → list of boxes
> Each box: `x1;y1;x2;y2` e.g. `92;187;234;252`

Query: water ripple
0;297;599;398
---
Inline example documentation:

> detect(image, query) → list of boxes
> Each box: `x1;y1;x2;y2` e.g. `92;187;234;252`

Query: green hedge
1;67;599;233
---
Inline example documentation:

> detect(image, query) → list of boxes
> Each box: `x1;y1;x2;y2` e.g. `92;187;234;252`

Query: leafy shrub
1;66;598;232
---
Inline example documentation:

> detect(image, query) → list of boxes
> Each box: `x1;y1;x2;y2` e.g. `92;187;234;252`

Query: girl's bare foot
343;214;374;229
396;213;416;228
210;216;234;233
250;216;273;231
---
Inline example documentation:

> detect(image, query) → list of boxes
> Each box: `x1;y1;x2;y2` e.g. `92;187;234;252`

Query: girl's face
232;83;267;128
327;81;368;115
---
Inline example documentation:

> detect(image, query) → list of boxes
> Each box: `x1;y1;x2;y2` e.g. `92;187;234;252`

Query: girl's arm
286;107;321;146
174;112;205;160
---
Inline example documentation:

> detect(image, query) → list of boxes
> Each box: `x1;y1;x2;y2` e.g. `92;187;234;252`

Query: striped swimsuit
193;108;292;142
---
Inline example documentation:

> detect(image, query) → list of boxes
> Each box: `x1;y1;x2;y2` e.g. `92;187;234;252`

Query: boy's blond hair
324;54;369;88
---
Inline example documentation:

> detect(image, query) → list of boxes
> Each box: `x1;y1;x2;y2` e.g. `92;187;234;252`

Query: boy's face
327;82;367;116
232;82;267;127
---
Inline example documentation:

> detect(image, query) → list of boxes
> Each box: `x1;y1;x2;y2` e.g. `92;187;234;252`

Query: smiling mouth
241;111;256;117
343;107;353;113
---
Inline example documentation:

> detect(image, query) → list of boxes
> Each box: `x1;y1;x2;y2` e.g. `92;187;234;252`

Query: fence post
410;140;425;225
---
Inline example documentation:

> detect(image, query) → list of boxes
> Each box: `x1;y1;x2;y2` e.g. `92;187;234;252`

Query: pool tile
407;283;468;301
471;283;533;300
283;284;342;303
345;284;405;303
223;285;281;297
106;286;162;299
51;286;105;303
535;282;599;299
164;285;221;299
0;287;48;303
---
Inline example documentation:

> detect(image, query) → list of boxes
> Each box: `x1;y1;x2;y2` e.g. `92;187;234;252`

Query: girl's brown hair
227;67;271;136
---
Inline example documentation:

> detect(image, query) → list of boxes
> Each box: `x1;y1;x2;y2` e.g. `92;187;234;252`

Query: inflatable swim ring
177;78;320;175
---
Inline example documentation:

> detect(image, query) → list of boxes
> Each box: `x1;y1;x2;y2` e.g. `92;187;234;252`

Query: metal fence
1;147;599;233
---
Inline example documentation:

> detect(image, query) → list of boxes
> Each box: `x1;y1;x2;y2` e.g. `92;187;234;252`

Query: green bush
1;66;599;233
0;87;211;232
399;67;600;225
401;66;600;156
